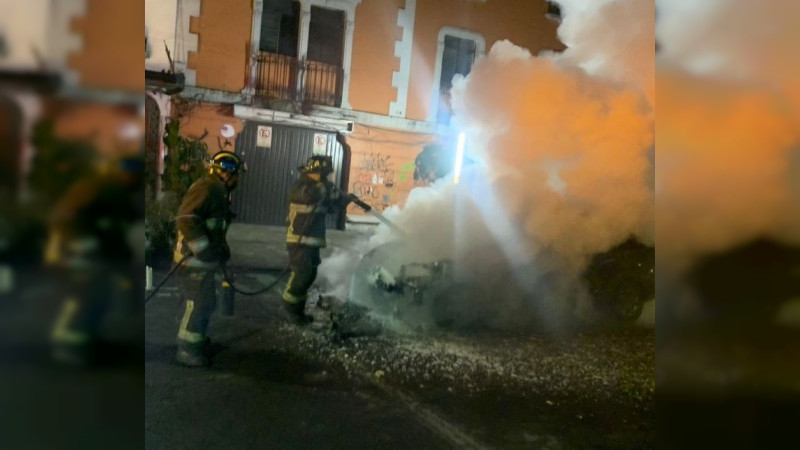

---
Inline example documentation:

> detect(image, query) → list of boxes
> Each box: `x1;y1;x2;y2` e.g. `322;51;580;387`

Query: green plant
27;120;98;205
160;119;209;199
145;187;180;268
146;120;208;267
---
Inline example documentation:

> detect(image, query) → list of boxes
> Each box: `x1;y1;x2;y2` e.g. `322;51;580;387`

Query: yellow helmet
299;155;333;175
209;151;246;176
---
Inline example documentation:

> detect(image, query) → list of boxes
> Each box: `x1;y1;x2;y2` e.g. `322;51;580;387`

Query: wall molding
175;0;201;86
145;91;172;184
428;26;485;124
243;0;264;95
183;85;441;134
389;0;416;118
181;85;250;104
48;0;87;85
232;102;438;134
234;104;354;133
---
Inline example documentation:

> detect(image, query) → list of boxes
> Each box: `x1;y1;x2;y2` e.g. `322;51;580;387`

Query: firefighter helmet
209;151;246;176
299;155;333;175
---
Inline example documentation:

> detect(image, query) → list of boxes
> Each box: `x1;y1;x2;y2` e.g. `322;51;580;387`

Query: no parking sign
313;133;327;155
256;126;272;148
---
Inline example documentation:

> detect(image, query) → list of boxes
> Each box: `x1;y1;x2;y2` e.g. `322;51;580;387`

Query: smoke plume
656;0;800;269
321;0;655;330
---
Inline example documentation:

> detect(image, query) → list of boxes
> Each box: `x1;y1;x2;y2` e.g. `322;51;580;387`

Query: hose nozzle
347;194;372;212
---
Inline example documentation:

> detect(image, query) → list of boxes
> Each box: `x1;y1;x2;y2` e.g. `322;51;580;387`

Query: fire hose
145;193;380;304
144;203;320;304
144;253;286;304
145;253;190;304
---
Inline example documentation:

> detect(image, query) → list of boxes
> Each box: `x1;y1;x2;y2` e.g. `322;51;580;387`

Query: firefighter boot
176;339;209;367
283;300;313;326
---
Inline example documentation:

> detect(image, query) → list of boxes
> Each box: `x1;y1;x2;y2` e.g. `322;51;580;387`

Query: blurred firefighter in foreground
172;151;245;367
48;152;145;365
284;137;370;325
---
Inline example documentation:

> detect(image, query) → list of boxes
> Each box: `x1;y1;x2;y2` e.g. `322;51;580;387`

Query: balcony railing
302;59;343;108
254;52;343;108
254;52;299;102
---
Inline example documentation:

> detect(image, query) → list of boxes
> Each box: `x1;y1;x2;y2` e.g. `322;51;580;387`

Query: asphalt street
145;271;655;450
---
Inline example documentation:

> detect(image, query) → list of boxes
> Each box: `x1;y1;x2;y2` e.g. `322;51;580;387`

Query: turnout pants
283;244;321;305
177;266;218;344
52;263;134;347
51;266;111;346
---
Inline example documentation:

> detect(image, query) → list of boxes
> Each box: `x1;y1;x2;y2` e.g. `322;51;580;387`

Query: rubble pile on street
275;320;654;407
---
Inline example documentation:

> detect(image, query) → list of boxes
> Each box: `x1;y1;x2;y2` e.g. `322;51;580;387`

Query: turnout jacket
174;173;231;267
286;175;351;247
46;173;142;267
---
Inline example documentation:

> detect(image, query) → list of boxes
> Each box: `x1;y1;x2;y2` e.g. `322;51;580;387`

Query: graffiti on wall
350;152;397;212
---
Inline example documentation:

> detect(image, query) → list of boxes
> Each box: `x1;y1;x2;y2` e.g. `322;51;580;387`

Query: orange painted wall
176;0;563;215
174;102;244;155
189;0;253;92
53;103;144;156
348;0;404;115
405;0;564;121
68;0;144;92
345;123;436;214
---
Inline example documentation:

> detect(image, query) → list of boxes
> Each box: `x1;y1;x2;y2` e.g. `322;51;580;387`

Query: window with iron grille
254;1;345;107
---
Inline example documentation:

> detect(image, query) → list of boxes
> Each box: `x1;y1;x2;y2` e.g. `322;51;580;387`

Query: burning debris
367;260;453;304
323;237;654;338
328;300;382;340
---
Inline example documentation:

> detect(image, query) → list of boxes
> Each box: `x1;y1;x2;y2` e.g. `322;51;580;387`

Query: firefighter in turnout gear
48;153;145;365
284;153;363;324
173;151;245;366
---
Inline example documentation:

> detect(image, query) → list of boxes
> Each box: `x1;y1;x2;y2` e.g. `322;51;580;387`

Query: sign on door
257;126;272;148
313;133;328;155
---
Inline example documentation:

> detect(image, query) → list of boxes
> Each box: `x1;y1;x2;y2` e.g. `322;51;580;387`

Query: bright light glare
454;132;465;184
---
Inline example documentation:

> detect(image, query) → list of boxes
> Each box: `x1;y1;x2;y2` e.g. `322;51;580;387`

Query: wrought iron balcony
254;52;299;102
254;52;343;108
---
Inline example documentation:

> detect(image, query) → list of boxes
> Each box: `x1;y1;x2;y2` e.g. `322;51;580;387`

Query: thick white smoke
556;0;655;106
320;0;655;330
656;0;800;270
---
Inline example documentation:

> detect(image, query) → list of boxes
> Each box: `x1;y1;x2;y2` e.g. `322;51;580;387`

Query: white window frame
389;0;416;118
428;26;485;124
245;0;360;109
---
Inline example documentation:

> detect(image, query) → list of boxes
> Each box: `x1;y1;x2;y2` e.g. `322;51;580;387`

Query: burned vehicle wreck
336;237;655;335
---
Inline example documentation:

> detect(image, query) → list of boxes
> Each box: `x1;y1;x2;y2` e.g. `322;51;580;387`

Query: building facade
145;0;563;225
1;0;144;198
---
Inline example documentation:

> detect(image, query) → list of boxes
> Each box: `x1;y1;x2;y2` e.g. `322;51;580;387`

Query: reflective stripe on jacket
286;175;350;247
174;173;231;264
